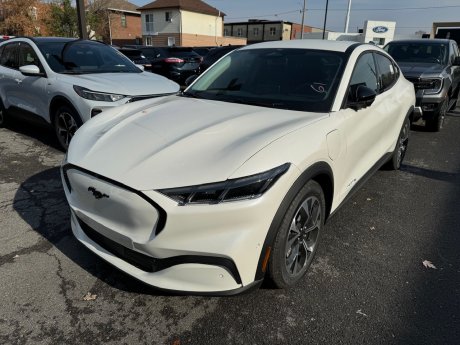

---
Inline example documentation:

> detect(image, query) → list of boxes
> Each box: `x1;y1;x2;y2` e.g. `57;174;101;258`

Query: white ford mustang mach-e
62;40;415;294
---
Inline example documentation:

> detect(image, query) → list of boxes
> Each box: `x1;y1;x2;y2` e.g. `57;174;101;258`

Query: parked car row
119;44;244;84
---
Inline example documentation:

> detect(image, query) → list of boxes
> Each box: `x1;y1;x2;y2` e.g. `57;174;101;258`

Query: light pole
76;0;88;39
344;0;352;33
322;0;329;39
300;0;306;39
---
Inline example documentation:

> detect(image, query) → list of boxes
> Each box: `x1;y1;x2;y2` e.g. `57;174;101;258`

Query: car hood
67;96;327;190
60;72;179;96
397;62;446;78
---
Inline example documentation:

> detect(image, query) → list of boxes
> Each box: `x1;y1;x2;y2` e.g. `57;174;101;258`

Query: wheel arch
253;161;334;281
49;96;81;125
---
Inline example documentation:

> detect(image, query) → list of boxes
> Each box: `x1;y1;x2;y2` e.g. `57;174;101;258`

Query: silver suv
384;39;460;131
0;37;179;149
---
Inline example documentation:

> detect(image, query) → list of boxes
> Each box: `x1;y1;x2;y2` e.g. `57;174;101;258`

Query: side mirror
19;65;45;77
452;56;460;66
185;74;198;86
347;85;377;110
136;64;145;71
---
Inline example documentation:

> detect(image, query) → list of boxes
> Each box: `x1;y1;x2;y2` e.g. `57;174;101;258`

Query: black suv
384;39;460;131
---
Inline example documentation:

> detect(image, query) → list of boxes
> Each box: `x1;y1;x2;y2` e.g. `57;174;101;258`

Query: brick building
93;0;142;46
137;0;246;47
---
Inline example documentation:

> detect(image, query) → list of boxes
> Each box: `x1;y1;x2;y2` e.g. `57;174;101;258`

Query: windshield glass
184;48;344;112
37;40;141;74
385;42;448;64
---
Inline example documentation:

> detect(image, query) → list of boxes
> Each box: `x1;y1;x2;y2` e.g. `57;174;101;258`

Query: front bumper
61;163;298;294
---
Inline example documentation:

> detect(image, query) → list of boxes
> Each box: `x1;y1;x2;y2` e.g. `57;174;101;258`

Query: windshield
385;42;448;65
184;48;344;112
37;40;141;74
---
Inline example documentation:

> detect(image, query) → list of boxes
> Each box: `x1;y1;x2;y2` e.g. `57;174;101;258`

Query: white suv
0;37;179;149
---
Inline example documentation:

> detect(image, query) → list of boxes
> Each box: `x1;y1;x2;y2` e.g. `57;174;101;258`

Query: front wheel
54;105;82;151
0;103;7;128
426;97;448;132
268;180;325;289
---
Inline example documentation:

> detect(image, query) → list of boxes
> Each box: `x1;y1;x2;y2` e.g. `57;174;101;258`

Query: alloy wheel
56;111;78;148
284;196;321;277
396;119;410;167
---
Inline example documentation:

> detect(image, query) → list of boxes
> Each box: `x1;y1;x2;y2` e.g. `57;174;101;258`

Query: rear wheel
385;117;410;170
268;180;325;289
54;105;82;151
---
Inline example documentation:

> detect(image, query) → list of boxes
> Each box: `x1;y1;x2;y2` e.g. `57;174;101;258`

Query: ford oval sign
373;26;388;34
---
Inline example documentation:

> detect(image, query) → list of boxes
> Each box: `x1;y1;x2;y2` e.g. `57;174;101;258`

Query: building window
121;14;127;28
145;36;152;46
223;28;229;36
253;27;259;36
145;14;154;32
237;28;243;37
168;37;176;47
269;27;276;36
165;11;172;22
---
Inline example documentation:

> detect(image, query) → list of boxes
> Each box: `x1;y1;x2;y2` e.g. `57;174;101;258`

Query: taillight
164;57;184;63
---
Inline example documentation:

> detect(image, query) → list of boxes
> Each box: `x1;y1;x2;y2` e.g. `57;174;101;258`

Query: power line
226;5;460;20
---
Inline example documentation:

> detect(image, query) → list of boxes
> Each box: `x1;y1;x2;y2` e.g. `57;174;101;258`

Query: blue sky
132;0;460;35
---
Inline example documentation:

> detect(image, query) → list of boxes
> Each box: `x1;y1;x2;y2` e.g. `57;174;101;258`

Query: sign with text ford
373;26;389;34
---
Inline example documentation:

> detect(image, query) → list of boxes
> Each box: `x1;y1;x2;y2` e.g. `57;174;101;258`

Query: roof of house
97;0;140;13
137;0;225;17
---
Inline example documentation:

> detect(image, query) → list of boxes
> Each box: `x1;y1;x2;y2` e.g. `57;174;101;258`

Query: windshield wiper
59;70;83;75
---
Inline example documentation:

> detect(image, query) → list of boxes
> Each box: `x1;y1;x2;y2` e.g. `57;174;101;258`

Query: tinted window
36;40;141;74
385;42;448;65
350;53;378;93
19;43;40;68
374;53;397;91
140;47;160;59
186;48;345;113
0;43;19;69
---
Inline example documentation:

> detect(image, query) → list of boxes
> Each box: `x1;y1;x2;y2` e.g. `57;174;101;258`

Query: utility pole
344;0;352;33
322;0;329;39
300;0;306;39
76;0;88;39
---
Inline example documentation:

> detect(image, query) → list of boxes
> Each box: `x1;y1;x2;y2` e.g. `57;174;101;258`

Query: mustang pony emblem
87;187;109;199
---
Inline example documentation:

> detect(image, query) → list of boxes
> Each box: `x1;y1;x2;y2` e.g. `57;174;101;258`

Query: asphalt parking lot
1;105;459;345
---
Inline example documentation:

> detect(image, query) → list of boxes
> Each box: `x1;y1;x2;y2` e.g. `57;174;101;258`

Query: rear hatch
165;47;202;70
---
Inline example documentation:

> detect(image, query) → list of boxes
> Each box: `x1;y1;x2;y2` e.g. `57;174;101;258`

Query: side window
374;53;397;92
19;43;40;68
349;53;378;93
0;43;19;69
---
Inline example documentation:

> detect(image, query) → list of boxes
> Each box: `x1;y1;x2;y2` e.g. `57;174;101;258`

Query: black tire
385;116;410;170
268;180;325;289
426;97;448;132
53;104;82;151
0;101;7;128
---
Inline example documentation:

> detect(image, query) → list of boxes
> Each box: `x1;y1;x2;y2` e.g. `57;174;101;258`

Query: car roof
240;39;360;52
387;39;453;44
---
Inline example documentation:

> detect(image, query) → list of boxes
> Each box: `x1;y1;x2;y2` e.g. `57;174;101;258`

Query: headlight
73;85;126;102
158;163;290;205
419;78;443;94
